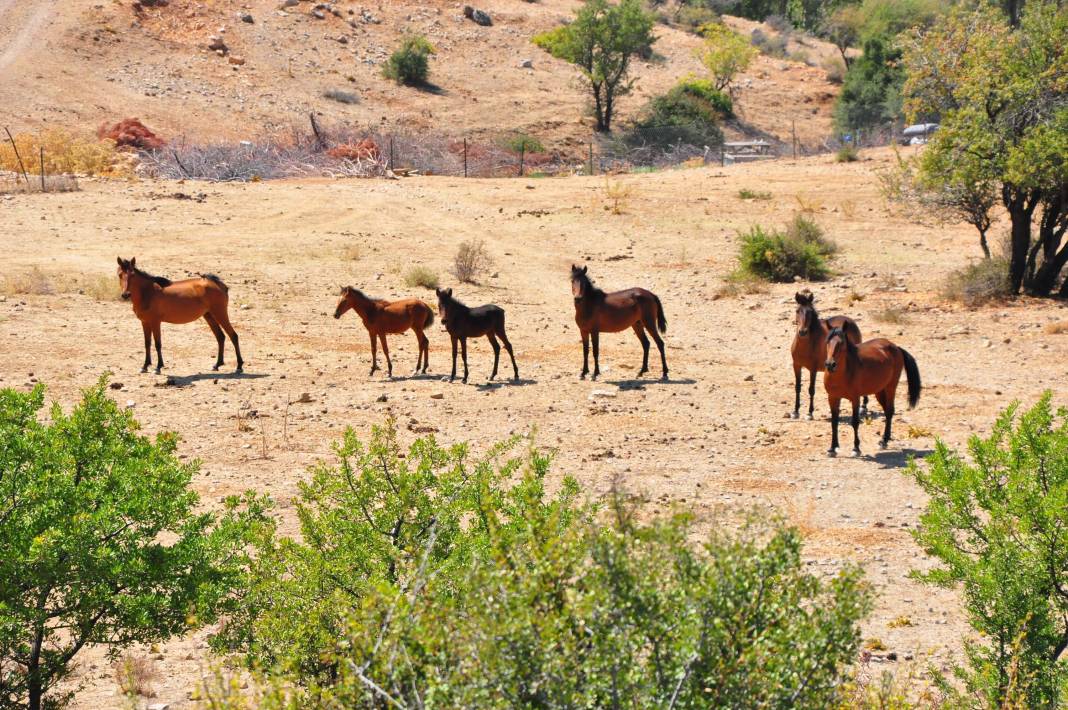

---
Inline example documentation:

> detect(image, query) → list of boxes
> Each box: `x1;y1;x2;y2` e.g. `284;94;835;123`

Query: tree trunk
1025;193;1067;296
593;85;606;133
1004;186;1037;294
979;228;990;260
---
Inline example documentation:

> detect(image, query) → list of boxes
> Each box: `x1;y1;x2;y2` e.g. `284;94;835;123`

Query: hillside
0;0;840;152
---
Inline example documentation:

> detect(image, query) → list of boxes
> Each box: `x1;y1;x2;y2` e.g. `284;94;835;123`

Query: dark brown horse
824;327;921;457
435;287;518;383
117;257;243;373
571;265;667;380
334;287;434;377
791;290;866;419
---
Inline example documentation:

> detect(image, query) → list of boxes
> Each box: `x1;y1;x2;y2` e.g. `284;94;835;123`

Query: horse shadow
160;371;270;386
475;378;538;390
870;447;933;469
603;377;697;389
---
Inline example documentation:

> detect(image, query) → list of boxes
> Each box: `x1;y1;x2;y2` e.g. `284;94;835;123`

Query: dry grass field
2;148;1067;707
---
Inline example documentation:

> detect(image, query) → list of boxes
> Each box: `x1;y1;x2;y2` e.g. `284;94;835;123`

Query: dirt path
0;0;54;72
2;150;1066;708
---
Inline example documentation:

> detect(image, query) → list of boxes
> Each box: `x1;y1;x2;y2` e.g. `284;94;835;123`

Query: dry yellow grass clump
0;129;134;177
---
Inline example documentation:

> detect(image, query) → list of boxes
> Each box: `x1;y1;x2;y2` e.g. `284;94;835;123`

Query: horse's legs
368;331;379;376
413;328;428;374
580;330;590;379
850;397;862;456
487;334;501;380
807;369;817;420
861;395;870;418
420;331;430;373
379;333;393;378
213;309;243;372
498;327;519;381
449;335;458;382
591;331;600;380
877;390;894;448
632;323;650;377
827;396;841;457
460;337;469;384
152;322;163;373
204;313;225;370
141;321;152;372
792;365;801;418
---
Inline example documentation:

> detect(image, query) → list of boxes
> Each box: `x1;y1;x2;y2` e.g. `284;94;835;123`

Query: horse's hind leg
379;333;393;377
204;313;226;370
141;321;152;372
807;368;816;420
642;311;668;380
413;328;428;374
591;331;601;380
213;308;243;372
580;330;590;379
152;322;163;374
877;390;894;448
498;326;519;381
460;337;470;384
487;334;501;380
850;397;862;456
368;332;379;375
632;323;650;377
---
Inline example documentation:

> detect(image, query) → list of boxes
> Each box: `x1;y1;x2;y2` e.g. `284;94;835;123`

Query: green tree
902;2;1068;295
0;378;266;710
532;0;656;132
833;35;904;134
907;393;1068;707
381;36;435;86
698;21;758;94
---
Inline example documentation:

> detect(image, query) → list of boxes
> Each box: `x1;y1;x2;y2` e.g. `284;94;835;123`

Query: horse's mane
575;270;604;298
200;273;229;293
827;326;857;354
441;290;468;310
134;267;172;287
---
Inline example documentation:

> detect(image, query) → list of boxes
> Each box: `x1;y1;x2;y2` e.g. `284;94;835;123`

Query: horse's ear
795;291;812;305
117;257;124;267
129;257;136;268
446;288;453;297
581;265;588;274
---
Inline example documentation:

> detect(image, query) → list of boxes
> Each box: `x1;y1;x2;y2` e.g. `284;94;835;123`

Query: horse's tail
653;293;667;333
423;304;435;329
902;348;921;409
200;273;229;294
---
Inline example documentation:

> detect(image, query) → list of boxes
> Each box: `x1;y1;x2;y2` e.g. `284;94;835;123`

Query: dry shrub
874;306;909;324
404;265;439;290
794;192;823;214
1044;321;1068;335
1;268;118;300
2;267;54;296
714;269;769;298
451;239;494;284
943;257;1012;306
784;213;836;255
844;290;865;306
97;118;165;150
326;138;380;162
1;129;133;177
821;55;846;84
114;653;157;698
603;178;634;214
0;175;79;194
737;188;772;200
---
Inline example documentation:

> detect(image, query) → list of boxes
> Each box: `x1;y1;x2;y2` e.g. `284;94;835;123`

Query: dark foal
435;287;518;383
570;265;668;380
790;290;866;419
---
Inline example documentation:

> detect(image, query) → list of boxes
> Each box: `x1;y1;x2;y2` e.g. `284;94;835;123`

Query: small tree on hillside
0;379;266;710
907;393;1068;707
698;21;758;95
532;0;656;132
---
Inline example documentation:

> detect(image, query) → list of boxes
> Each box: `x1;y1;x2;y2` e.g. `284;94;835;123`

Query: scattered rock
238;12;254;23
207;35;228;54
125;399;136;409
228;55;246;65
109;382;124;390
279;0;298;7
519;58;533;69
147;704;170;710
295;392;314;403
462;5;492;26
589;390;617;400
430;392;444;400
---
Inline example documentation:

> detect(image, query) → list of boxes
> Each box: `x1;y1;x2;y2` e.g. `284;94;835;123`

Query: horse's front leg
141;321;152;372
807;369;817;420
152;322;164;374
460;337;470;384
368;331;379;376
591;331;600;380
792;365;801;418
827;396;841;457
580;331;589;379
850;398;862;457
449;335;458;382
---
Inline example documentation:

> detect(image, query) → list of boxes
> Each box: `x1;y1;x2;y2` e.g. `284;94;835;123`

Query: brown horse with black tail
791;290;866;419
823;327;921;457
436;287;518;383
334;286;434;377
117;257;243;373
571;265;667;380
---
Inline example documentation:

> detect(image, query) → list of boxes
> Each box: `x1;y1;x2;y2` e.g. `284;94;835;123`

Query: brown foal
334;286;434;377
790;290;865;419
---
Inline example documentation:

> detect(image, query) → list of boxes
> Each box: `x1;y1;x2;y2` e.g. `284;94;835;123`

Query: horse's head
571;264;589;298
116;256;136;300
825;327;847;373
794;290;816;337
334;286;354;319
435;287;453;326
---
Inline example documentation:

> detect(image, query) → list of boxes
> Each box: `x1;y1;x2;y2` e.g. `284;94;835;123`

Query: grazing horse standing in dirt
570;265;668;380
791;290;866;419
334;286;434;377
435;287;518;383
116;257;243;373
823;327;921;457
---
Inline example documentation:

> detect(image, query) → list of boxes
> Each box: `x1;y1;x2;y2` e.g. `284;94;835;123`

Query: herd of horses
115;257;921;457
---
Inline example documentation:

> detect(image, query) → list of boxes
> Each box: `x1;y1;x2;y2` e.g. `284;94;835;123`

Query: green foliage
626;78;729;150
0;377;265;710
402;265;439;289
836;144;859;162
907;394;1068;707
699;21;758;92
500;132;545;154
532;0;656;132
942;257;1012;306
738;187;773;200
737;217;836;282
833;34;904;134
381;36;435;86
221;422;871;707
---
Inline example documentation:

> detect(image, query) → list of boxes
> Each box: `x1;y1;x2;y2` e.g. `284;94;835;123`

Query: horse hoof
879;440;888;449
141;367;148;374
827;449;837;458
790;411;799;420
805;413;813;421
852;448;862;457
660;374;669;381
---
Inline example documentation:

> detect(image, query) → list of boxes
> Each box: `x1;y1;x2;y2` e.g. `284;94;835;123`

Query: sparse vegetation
698;21;758;94
738;187;772;200
500;132;545;154
603;177;634;214
0;174;80;194
836;145;859;162
844;290;865;306
1;268;118;301
382;36;435;86
874;306;909;325
114;654;158;699
943;257;1012;306
749;27;789;57
403;265;440;289
322;89;359;105
737;223;832;282
822;54;847;84
1045;321;1068;335
715;269;770;298
0;128;131;178
451;239;494;283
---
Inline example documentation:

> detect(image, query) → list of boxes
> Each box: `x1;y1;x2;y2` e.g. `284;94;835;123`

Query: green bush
738;187;772;200
943;257;1012;306
218;422;871;707
625;78;730;149
382;36;435;86
737;221;833;282
907;394;1068;707
836;145;859;162
500;132;545;154
403;265;439;289
0;378;264;710
786;213;838;254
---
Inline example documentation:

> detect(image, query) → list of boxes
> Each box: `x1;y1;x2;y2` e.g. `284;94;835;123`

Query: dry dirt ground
2;149;1067;707
0;0;838;150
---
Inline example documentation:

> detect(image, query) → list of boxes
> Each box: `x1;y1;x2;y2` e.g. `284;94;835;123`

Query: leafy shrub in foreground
218;421;871;708
382;36;435;86
738;222;833;282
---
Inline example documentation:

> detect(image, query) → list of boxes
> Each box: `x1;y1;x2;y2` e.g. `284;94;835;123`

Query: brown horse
824;327;921;457
435;287;518;383
334;286;434;377
116;257;243;373
570;265;668;380
791;290;866;419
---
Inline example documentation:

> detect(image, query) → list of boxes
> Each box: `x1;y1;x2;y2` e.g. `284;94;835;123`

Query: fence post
389;136;395;171
39;147;45;192
791;119;797;160
588;142;593;176
463;137;468;178
4;127;29;184
518;144;524;177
